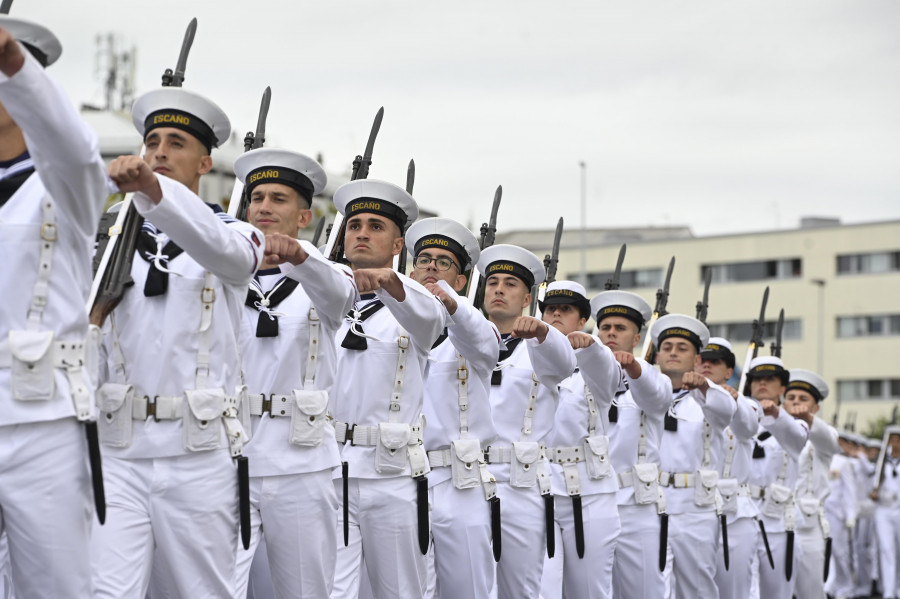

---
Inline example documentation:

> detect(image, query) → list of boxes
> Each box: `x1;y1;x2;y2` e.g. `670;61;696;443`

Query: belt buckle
483;446;492;464
149;396;159;422
262;394;273;418
346;423;357;446
41;223;58;241
457;365;468;381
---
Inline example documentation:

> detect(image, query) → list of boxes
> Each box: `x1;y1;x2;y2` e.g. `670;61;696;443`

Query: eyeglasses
414;255;459;271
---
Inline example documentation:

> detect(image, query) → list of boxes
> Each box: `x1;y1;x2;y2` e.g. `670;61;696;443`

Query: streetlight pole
811;279;828;421
579;161;587;289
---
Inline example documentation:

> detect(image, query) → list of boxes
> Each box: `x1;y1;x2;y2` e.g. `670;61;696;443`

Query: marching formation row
2;12;898;599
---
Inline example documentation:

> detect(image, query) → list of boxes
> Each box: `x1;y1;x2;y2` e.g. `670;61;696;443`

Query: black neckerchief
491;334;523;386
753;430;772;459
341;295;385;350
245;270;300;337
431;328;449;350
608;374;631;423
0;152;35;208
664;389;691;432
135;202;225;297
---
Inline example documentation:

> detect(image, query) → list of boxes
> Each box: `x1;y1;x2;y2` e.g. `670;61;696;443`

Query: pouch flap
798;496;820;516
184;388;225;420
452;438;483;463
8;330;54;363
767;483;793;504
698;469;719;489
292;389;329;416
97;382;134;413
585;435;610;456
513;441;540;465
634;462;659;483
379;422;411;450
717;477;739;497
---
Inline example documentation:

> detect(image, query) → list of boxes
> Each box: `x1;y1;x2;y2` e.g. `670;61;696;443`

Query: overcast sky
16;0;900;236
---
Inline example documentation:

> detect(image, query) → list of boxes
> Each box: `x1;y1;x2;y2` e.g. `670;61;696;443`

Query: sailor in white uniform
589;291;671;599
654;314;736;599
329;181;448;599
90;84;265;597
785;369;839;599
701;338;762;599
540;281;621;598
478;245;576;599
231;148;355;598
873;428;900;599
0;16;107;597
823;431;859;598
405;217;501;599
746;356;809;599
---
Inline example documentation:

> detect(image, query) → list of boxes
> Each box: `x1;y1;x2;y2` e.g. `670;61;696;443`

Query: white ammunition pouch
583;434;612;480
8;330;56;401
717;477;740;515
97;382;135;448
289;389;329;447
761;483;793;520
694;468;719;508
182;388;226;452
798;496;821;519
375;422;413;475
450;438;483;490
633;462;660;505
510;441;541;488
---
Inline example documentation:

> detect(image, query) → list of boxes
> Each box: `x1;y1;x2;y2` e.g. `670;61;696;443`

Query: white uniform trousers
664;511;719;599
876;505;900;598
714;516;759;599
852;514;876;597
495;482;546;599
824;510;854;598
247;536;276;599
233;469;338;599
555;493;619;599
430;479;496;599
755;528;801;599
90;451;238;598
0;531;11;599
611;503;665;599
0;419;92;597
795;524;826;599
331;476;427;599
539;523;562;599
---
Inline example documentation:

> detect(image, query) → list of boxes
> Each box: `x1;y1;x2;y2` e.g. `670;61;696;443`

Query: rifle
310;217;327;247
227;86;272;220
530;217;563;316
605;244;626;290
324;107;384;263
770;308;785;358
639;256;675;362
396;158;414;274
736;287;769;397
696;268;712;324
0;1;13;15
467;185;502;310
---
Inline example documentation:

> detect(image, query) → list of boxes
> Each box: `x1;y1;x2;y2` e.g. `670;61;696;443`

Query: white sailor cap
0;16;62;67
653;313;709;352
477;244;546;290
234;148;326;205
405;217;480;271
701;337;736;368
787;368;829;402
590;290;652;329
866;438;882;450
539;281;591;318
333;179;418;233
746;355;789;384
132;87;231;152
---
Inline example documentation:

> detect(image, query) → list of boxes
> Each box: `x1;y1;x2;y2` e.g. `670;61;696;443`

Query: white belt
334;421;423;447
131;395;184;421
248;393;292;417
484;445;513;464
546;446;582;464
750;485;765;499
0;339;86;368
659;471;695;488
427;449;452;468
618;469;635;487
737;483;752;497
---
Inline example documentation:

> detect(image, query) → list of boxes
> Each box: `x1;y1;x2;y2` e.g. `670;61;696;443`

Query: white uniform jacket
488;325;575;482
0;52;107;425
607;357;672;505
795;417;840;528
659;381;736;514
99;175;264;458
719;395;762;523
548;340;620;497
331;272;448;479
239;242;355;477
422;288;500;488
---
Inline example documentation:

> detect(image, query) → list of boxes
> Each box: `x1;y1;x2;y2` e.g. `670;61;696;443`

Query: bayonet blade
311;218;326;247
170;18;197;88
352;107;384;181
606;244;627;290
770;308;785;357
406;159;415;195
251;86;271;150
0;0;13;15
696;267;712;323
657;256;675;318
546;217;564;284
480;185;502;250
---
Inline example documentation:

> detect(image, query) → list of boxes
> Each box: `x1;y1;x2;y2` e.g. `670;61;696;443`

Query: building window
701;258;802;284
836;251;900;275
573;268;663;290
837;314;900;338
706;319;802;343
838;378;900;401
